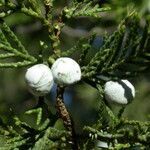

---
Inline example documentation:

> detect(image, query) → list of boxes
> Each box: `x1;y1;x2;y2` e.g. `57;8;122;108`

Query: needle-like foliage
0;0;150;149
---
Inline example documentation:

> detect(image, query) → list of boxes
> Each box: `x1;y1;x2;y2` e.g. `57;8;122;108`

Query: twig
117;106;125;119
56;86;78;150
84;126;150;145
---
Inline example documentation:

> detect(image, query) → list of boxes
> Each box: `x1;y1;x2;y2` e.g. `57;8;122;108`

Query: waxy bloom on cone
51;57;81;85
25;64;54;96
104;80;135;105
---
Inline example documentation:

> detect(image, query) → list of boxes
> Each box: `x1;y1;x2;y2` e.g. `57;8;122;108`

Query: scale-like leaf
0;21;37;68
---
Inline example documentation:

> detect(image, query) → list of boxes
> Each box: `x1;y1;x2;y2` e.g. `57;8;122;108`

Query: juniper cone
0;0;149;150
51;57;81;85
25;64;54;96
104;80;135;105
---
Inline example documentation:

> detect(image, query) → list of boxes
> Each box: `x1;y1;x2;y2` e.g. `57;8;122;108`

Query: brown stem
43;0;61;56
56;86;78;150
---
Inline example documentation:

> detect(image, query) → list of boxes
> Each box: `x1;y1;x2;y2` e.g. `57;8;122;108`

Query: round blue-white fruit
25;64;54;96
51;57;81;85
104;80;135;105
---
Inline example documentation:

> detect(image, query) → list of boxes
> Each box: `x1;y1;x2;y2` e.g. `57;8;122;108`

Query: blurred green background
0;0;150;131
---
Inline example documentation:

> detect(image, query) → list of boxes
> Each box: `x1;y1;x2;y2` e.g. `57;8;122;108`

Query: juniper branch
0;43;36;61
82;13;150;80
63;2;110;19
0;61;36;68
84;126;150;146
0;53;15;59
0;21;28;54
56;86;78;150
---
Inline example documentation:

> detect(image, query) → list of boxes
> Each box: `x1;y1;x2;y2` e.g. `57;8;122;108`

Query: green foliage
0;21;37;67
0;0;150;149
0;102;69;150
82;12;150;81
63;1;110;19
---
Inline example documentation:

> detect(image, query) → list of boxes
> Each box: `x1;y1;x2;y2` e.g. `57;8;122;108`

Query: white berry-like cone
25;64;54;96
51;57;81;85
104;80;135;105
